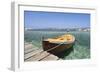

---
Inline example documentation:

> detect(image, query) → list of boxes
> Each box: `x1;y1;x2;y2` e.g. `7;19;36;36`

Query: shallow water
24;31;90;60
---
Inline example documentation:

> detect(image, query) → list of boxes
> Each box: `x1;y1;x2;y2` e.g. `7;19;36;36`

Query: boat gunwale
43;40;75;45
43;37;75;44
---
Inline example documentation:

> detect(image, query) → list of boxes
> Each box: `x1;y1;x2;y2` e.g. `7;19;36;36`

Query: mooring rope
25;42;64;60
25;35;75;60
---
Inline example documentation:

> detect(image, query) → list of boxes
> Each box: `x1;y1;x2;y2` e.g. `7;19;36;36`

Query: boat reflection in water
42;34;75;58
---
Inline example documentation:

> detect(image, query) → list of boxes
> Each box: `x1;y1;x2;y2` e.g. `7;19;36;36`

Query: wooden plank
24;42;61;61
24;48;40;54
24;48;35;54
40;54;59;61
25;43;33;50
24;42;40;54
24;49;43;60
25;51;50;61
24;42;29;45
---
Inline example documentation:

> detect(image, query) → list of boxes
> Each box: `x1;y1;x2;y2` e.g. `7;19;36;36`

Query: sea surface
24;31;90;60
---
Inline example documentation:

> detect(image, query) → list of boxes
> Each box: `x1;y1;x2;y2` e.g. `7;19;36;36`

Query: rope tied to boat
24;42;64;61
25;35;75;60
40;42;64;53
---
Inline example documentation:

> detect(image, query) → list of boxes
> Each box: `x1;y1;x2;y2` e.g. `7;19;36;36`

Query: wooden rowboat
42;34;75;55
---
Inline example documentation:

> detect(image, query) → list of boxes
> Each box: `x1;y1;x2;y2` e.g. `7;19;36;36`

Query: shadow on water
55;46;74;58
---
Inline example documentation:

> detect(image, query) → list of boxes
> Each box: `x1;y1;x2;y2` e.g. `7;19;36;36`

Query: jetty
24;42;62;62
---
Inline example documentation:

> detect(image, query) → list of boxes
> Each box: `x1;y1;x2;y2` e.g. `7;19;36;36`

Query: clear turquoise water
24;31;90;60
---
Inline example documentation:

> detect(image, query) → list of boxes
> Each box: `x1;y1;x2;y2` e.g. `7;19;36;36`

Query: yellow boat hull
42;40;74;55
42;34;75;55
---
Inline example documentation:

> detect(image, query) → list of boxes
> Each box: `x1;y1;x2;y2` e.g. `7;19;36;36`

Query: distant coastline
25;27;90;32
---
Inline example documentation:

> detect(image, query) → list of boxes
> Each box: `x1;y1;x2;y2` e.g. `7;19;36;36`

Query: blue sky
24;11;90;29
